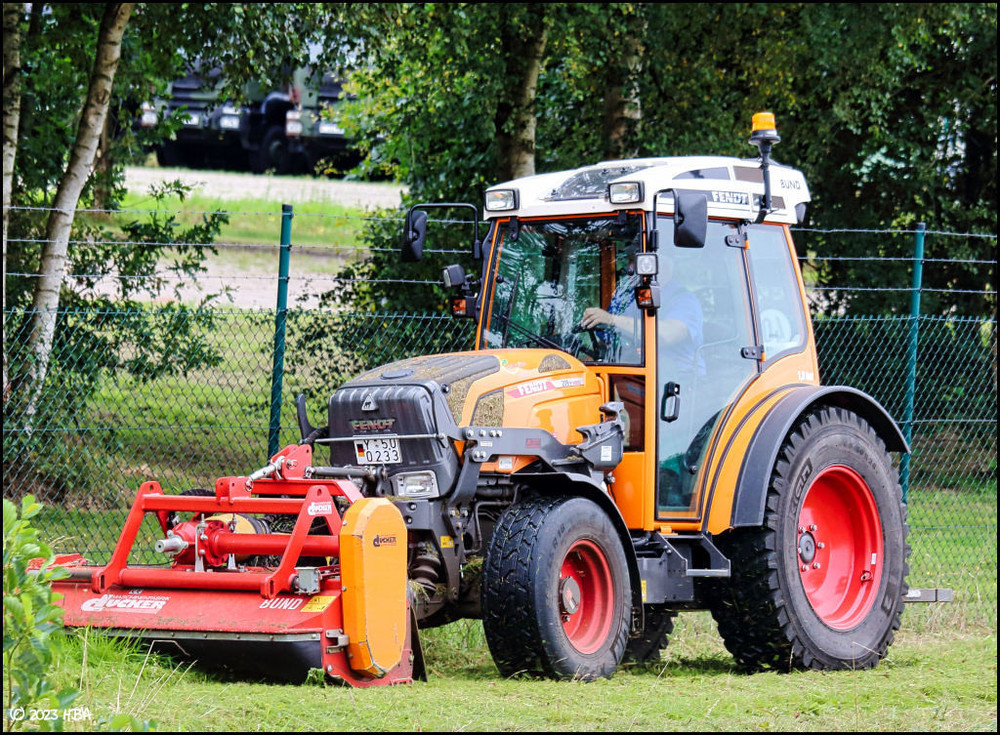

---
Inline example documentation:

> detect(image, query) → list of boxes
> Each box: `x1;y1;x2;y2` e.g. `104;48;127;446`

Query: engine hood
341;349;604;445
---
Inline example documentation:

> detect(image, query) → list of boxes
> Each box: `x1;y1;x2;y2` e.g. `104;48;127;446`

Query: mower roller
50;444;423;686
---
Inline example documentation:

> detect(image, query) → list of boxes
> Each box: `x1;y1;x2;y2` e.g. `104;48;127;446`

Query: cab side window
747;225;806;360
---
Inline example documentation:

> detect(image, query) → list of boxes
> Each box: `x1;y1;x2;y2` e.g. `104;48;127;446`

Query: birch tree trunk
495;5;549;182
3;2;23;404
21;2;133;430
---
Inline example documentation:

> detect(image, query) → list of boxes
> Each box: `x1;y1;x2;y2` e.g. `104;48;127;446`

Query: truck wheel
482;495;631;681
253;125;289;174
710;407;909;671
156;141;181;168
624;604;676;664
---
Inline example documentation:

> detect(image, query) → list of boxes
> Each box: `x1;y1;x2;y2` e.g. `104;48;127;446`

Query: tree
3;3;24;399
2;3;333;497
314;3;654;321
19;3;134;432
4;3;336;419
494;4;550;181
631;3;996;317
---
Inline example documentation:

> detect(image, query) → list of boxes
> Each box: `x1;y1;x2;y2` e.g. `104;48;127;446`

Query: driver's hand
580;307;612;330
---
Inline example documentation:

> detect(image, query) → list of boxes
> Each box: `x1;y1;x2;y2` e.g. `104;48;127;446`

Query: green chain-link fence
3;205;995;627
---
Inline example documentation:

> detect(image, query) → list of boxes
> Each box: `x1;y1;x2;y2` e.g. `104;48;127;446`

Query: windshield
482;215;644;365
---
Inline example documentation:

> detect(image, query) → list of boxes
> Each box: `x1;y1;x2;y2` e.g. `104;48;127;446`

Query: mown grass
38;616;997;732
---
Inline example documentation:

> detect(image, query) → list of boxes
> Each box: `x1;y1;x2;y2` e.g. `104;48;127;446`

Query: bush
2;496;78;731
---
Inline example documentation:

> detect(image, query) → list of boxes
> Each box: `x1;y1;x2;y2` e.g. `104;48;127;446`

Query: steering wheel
570;324;609;361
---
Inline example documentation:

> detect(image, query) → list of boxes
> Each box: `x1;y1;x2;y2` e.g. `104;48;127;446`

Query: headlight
485;189;518;212
635;252;658;276
608;181;643;204
392;471;440;499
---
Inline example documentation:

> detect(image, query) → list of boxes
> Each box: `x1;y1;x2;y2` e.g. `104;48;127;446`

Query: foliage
324;3;996;318
4;181;228;502
2;496;77;732
629;3;996;317
330;3;508;201
8;3;328;213
6;180;227;381
286;310;475;394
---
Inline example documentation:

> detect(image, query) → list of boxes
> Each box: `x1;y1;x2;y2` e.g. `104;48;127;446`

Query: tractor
50;113;909;684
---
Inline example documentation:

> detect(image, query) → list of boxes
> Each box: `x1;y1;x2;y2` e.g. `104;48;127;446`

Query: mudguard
731;385;909;528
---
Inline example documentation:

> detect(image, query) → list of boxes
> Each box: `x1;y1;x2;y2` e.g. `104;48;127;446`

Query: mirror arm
402;202;483;262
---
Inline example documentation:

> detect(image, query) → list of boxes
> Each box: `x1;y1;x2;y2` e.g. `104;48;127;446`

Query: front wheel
482;495;631;681
709;407;909;671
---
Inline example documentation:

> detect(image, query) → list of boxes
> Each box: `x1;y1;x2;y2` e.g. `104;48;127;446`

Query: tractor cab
415;115;815;534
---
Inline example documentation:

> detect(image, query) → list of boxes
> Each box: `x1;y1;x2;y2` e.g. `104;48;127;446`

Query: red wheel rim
797;464;884;630
559;539;614;654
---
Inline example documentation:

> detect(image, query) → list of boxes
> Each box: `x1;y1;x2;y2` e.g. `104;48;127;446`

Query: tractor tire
709;407;909;671
481;495;631;681
624;604;676;664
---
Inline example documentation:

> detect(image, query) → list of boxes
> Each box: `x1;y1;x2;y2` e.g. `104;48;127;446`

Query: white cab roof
485;156;810;224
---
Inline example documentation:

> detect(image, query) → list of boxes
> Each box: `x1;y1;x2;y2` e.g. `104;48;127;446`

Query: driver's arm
580;307;633;332
659;317;691;344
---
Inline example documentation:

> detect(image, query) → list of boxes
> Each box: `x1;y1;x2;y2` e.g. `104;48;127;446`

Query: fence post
268;204;293;459
899;222;925;502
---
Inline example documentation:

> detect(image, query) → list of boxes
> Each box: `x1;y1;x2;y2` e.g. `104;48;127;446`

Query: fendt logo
372;534;398;548
350;417;396;432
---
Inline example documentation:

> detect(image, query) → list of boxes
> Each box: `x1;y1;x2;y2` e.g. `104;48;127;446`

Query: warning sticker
301;595;337;613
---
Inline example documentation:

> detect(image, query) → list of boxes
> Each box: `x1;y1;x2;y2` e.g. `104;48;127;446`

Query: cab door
655;220;758;520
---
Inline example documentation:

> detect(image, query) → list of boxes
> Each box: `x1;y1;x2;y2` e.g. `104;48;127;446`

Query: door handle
660;381;681;423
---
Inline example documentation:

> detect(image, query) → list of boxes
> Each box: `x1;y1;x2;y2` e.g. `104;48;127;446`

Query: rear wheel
710;407;909;671
482;495;631;681
624;604;676;664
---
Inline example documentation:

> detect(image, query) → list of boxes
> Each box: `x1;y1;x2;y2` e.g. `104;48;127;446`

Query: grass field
39;614;997;732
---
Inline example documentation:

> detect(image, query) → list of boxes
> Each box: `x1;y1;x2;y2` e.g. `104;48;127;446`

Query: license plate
353;436;402;465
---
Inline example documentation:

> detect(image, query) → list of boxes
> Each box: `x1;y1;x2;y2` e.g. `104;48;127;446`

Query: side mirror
673;191;707;248
401;208;428;262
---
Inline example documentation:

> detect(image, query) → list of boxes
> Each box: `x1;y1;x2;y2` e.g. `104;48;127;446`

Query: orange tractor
51;114;909;684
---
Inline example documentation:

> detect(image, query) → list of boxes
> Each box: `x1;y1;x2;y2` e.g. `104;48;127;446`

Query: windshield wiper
504;318;563;351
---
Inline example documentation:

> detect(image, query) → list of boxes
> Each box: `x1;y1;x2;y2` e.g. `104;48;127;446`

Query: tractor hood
331;349;604;446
